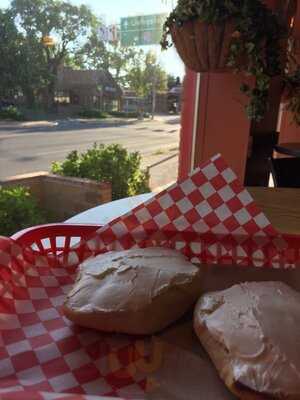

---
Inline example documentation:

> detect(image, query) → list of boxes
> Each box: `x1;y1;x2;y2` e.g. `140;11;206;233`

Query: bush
52;144;150;200
0;186;46;236
109;111;150;119
109;111;137;118
0;106;25;121
77;108;108;119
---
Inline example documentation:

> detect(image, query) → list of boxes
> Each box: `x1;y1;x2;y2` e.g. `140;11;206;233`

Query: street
0;116;180;190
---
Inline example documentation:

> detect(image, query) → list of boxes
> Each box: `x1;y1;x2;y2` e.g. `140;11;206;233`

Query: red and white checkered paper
0;154;292;400
82;154;287;268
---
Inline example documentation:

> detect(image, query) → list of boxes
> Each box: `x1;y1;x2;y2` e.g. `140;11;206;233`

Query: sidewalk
0;120;57;129
0;117;147;133
146;152;179;191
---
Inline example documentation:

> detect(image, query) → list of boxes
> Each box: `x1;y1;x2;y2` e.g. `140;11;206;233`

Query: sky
0;0;184;77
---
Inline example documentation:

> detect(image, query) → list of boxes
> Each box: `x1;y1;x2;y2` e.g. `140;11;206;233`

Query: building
55;67;122;111
122;87;182;115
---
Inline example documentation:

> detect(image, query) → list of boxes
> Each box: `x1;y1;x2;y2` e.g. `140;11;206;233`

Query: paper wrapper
79;154;289;268
0;154;298;400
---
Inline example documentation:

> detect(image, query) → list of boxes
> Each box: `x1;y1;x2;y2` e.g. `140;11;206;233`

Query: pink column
178;68;252;182
178;69;198;180
193;73;251;182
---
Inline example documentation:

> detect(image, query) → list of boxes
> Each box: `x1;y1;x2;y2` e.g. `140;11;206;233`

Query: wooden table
66;188;300;236
248;187;300;235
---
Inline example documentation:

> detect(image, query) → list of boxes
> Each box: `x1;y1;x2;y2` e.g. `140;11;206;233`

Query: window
0;0;184;210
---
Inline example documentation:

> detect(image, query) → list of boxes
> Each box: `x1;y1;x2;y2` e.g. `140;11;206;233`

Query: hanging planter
169;19;237;73
161;0;293;122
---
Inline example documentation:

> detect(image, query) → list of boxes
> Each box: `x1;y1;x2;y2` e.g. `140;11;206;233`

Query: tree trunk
44;55;60;111
151;86;156;119
45;80;56;112
23;88;35;108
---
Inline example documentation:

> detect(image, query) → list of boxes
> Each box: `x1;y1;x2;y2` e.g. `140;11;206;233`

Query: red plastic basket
11;223;101;262
1;224;300;400
10;223;300;268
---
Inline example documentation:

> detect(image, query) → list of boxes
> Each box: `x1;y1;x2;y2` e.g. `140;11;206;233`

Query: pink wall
178;69;198;180
280;111;300;142
194;73;251;182
179;70;251;182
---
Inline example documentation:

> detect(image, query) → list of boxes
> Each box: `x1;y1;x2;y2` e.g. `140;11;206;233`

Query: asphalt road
0;116;180;189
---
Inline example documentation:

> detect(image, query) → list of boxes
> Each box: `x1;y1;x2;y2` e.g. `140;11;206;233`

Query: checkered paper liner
0;237;148;400
81;154;287;268
0;154;294;400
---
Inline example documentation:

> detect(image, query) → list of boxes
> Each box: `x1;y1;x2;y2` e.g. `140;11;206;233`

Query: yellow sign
42;36;55;47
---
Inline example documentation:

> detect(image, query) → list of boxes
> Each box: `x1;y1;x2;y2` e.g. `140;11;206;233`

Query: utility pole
151;72;157;120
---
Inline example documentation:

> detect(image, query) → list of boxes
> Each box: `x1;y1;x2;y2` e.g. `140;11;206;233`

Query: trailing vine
284;68;300;125
161;0;288;122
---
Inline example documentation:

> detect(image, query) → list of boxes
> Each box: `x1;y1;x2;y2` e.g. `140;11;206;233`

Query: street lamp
41;36;55;111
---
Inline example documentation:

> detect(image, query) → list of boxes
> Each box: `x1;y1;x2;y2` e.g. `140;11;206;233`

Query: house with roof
55;67;122;112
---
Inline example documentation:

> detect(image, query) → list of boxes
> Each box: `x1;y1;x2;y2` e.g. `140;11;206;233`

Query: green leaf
51;143;150;200
0;186;46;236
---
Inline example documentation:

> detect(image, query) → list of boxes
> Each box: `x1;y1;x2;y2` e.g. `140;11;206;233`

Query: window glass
0;0;184;231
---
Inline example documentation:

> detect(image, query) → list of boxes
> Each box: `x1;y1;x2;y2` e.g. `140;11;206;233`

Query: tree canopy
126;51;167;97
0;9;22;98
1;0;170;109
10;0;96;108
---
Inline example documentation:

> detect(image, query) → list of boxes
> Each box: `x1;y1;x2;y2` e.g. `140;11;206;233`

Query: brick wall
0;172;48;205
42;174;111;220
0;172;112;222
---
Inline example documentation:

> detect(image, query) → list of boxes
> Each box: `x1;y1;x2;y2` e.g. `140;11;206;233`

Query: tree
0;10;21;99
72;31;168;101
0;9;45;106
72;30;142;87
18;37;49;107
11;0;97;109
71;29;108;70
127;51;167;96
126;51;167;117
106;43;144;87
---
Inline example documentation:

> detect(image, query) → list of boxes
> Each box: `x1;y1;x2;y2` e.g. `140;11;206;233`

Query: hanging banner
99;24;119;43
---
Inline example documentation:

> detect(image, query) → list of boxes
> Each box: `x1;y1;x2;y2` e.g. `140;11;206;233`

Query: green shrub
109;111;150;119
77;108;108;119
0;106;25;121
109;111;136;118
52;144;150;200
0;186;46;236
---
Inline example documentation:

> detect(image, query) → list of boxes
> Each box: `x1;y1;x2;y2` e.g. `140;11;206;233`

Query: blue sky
0;0;184;77
71;0;174;23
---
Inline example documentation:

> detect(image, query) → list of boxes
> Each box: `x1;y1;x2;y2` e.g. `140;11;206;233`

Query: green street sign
120;14;167;46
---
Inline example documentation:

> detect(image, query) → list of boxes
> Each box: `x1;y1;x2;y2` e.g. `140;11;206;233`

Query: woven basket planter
170;19;237;73
169;0;297;73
